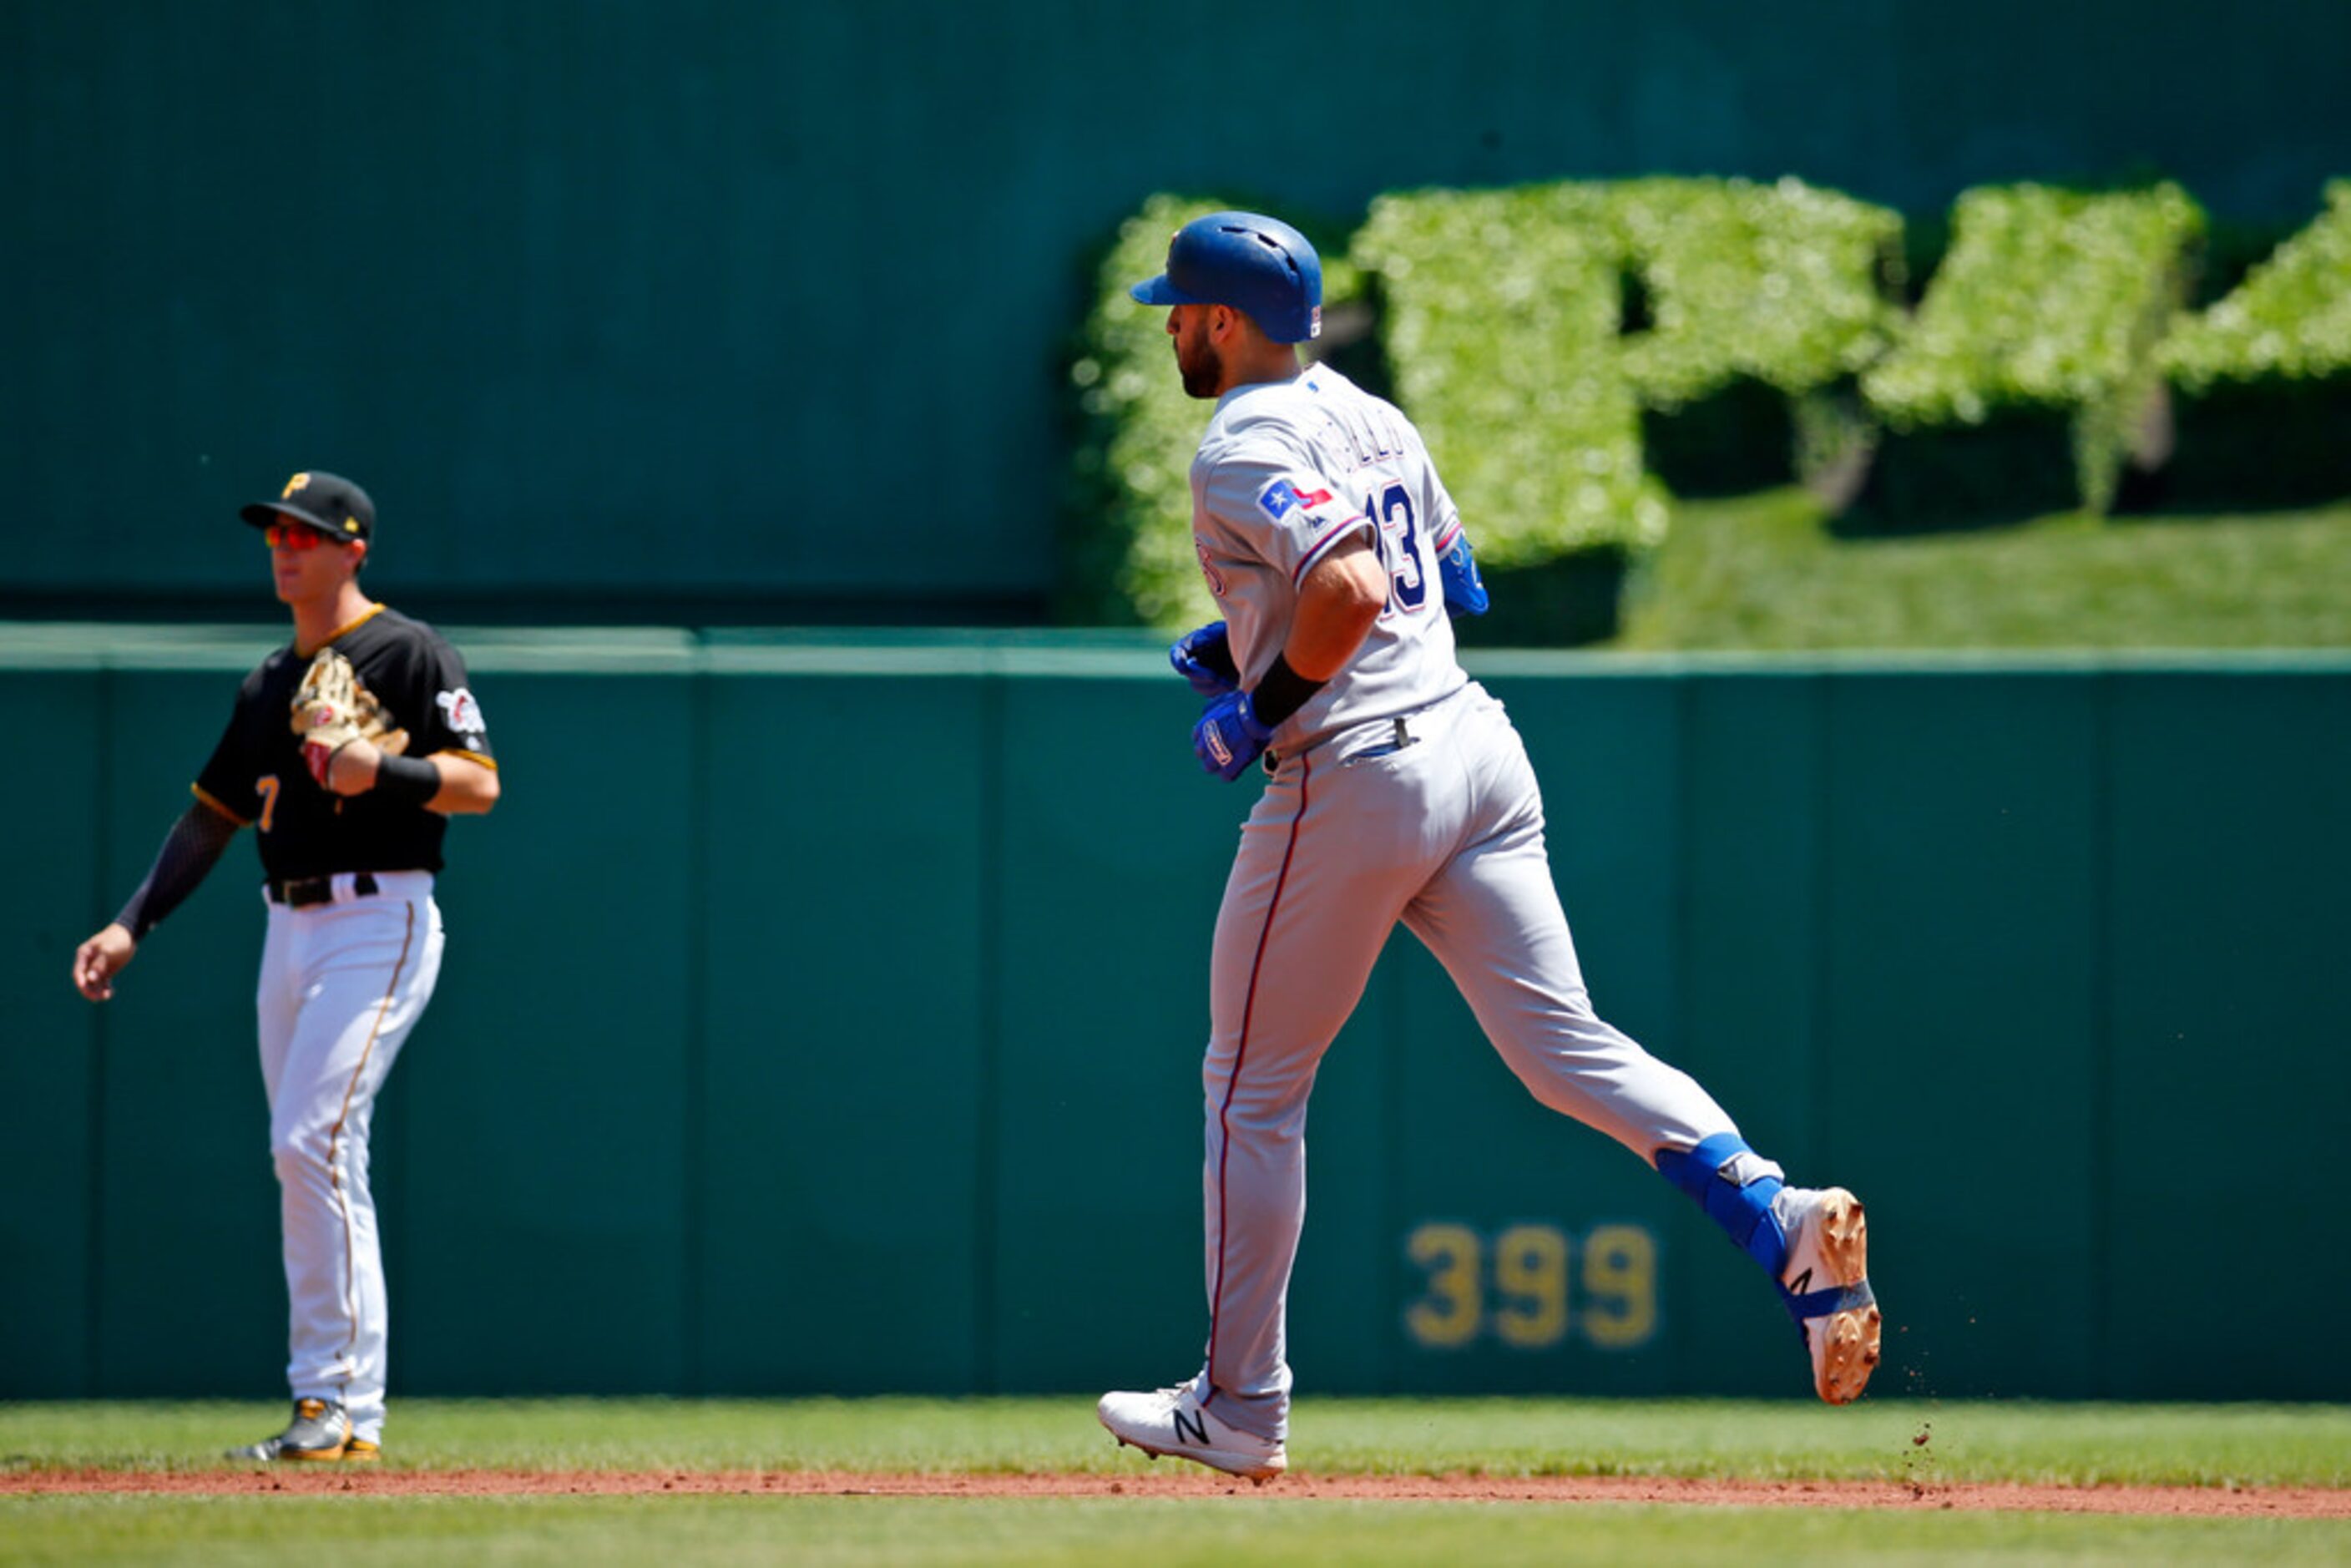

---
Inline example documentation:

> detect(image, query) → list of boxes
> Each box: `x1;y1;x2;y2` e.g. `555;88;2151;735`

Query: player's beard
1176;317;1223;399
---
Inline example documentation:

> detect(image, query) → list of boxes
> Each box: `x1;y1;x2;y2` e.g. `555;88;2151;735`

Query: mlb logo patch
1256;478;1301;522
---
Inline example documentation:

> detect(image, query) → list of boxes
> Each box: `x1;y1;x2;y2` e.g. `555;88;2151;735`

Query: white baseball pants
255;871;442;1445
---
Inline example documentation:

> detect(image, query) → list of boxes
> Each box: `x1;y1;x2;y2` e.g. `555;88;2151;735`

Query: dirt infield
4;1468;2345;1517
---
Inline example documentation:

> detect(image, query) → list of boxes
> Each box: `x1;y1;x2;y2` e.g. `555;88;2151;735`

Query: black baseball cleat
227;1398;364;1462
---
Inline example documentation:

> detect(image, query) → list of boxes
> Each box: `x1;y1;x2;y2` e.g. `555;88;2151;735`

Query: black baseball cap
240;470;374;542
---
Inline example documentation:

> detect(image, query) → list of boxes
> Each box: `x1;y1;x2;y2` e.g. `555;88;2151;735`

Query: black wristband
1250;653;1327;729
372;752;441;806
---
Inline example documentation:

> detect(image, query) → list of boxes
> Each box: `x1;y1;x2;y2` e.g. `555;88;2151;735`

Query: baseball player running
1096;214;1880;1481
72;471;498;1462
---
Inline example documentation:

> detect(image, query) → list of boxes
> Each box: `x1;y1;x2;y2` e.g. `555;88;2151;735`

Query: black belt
266;871;379;908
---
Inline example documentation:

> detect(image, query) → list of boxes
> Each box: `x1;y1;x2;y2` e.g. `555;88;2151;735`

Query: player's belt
1265;714;1420;776
266;871;380;908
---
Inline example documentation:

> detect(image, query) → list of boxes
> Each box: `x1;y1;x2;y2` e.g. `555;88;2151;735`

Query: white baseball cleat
226;1397;362;1462
1097;1383;1287;1483
1776;1186;1882;1404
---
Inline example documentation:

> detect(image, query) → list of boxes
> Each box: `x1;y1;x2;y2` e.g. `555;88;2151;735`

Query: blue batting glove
1170;620;1240;696
1192;690;1274;782
1439;532;1489;618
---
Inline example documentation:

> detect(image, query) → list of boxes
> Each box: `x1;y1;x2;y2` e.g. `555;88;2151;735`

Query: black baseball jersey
194;604;494;881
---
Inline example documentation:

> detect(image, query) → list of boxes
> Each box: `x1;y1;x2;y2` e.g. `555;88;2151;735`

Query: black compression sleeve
1250;652;1327;728
114;801;240;940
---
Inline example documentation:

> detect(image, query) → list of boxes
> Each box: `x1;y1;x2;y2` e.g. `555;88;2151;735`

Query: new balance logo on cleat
1098;1383;1287;1483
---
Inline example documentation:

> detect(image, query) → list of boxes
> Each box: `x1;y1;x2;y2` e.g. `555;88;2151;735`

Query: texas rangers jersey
1190;366;1469;754
195;604;493;880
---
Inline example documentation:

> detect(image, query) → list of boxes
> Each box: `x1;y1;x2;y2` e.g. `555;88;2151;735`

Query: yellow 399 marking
1403;1220;1660;1353
257;774;281;833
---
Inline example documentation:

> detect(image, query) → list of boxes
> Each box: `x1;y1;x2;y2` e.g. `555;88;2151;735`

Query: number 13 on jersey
1368;483;1427;613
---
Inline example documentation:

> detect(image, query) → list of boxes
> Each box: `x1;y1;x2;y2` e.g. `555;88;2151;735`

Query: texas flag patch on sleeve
1256;478;1337;523
1256;478;1302;522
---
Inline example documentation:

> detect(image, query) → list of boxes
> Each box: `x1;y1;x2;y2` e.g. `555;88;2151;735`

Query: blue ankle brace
1656;1132;1787;1275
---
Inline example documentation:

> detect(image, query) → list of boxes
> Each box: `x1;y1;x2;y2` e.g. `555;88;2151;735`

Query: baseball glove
290;648;408;786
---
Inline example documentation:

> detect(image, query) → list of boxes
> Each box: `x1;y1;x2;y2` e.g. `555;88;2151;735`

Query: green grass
4;1397;2347;1485
1610;491;2351;650
3;1399;2344;1566
3;1495;2344;1568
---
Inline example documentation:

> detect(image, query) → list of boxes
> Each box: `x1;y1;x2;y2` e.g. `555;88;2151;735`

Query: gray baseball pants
1196;684;1741;1440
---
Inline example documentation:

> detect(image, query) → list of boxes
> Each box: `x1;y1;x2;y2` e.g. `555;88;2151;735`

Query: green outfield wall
6;3;2349;621
3;628;2343;1404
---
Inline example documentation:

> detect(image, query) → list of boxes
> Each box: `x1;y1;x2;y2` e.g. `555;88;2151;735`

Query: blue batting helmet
1130;210;1322;343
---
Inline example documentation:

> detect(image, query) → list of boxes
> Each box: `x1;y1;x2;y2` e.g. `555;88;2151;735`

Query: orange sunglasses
263;521;331;551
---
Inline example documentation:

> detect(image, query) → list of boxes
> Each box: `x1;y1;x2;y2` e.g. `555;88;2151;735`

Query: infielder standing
1096;214;1880;1481
72;471;498;1462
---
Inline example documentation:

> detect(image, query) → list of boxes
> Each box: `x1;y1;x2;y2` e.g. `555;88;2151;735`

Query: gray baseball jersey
1189;366;1467;756
1182;367;1747;1444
